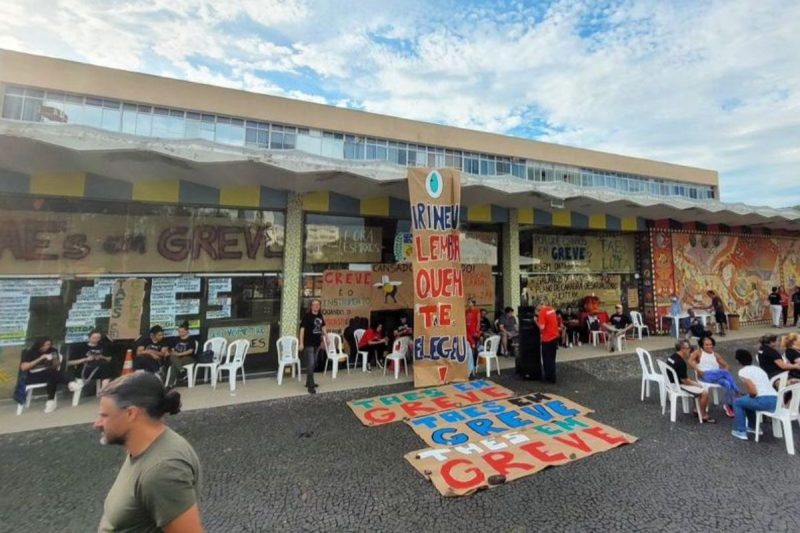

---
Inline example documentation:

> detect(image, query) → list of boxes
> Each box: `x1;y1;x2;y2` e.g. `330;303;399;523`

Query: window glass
1;94;23;120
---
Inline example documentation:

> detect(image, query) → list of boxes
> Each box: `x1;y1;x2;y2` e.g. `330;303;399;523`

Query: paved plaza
2;336;799;532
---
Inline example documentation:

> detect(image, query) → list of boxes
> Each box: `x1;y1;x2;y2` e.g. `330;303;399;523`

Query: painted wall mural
653;230;800;325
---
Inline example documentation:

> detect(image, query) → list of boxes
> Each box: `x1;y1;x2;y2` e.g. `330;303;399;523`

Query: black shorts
714;311;727;324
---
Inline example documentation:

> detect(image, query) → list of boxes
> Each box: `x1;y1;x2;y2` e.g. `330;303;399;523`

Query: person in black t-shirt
603;304;633;352
67;329;114;391
792;287;800;327
19;337;82;413
758;334;800;378
167;322;198;387
299;299;327;394
666;340;712;423
767;287;782;328
781;332;800;381
133;325;170;375
705;290;727;336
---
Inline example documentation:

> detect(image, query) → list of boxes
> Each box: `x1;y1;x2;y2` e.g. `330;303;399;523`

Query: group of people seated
16;322;204;413
665;332;800;439
341;315;415;371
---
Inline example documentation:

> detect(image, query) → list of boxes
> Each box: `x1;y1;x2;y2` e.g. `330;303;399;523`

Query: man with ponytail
95;372;203;532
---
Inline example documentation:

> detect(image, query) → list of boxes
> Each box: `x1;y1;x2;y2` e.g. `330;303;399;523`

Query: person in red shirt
358;323;389;369
537;302;560;383
465;299;481;350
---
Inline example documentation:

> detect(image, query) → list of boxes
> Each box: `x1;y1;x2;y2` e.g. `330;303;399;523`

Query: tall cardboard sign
408;168;468;387
108;279;146;340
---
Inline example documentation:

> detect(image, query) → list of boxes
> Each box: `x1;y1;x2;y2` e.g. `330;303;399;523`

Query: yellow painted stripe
589;213;607;230
360;197;389;217
621;216;638;231
132;180;179;202
467;204;492;223
552;210;571;227
220;186;260;208
30;172;86;197
302;191;330;212
517;208;534;225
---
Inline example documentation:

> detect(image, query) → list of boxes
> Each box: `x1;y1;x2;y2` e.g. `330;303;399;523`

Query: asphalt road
2;339;798;532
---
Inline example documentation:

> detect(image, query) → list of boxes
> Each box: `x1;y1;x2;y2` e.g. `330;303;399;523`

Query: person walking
706;290;727;336
299;299;327;394
779;287;790;328
768;286;782;328
95;372;202;532
536;302;560;383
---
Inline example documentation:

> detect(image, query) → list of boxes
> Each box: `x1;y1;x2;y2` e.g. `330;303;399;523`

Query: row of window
1;85;715;201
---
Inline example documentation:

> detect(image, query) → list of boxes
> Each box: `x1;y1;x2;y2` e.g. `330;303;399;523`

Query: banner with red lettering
408;168;468;387
405;416;637;497
405;392;593;446
346;379;514;427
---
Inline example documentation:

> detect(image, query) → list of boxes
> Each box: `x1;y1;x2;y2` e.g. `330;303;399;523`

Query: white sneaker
68;379;84;392
44;400;57;413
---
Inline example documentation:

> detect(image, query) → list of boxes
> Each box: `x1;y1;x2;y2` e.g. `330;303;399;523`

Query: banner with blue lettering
407;168;468;387
347;379;514;426
405;393;593;446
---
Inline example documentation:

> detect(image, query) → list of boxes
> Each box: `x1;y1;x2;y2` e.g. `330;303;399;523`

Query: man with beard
95;372;202;532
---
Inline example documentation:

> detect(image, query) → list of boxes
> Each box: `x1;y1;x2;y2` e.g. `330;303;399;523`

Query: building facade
1;49;799;391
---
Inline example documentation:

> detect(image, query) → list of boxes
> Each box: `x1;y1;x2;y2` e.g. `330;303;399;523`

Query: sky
1;0;798;207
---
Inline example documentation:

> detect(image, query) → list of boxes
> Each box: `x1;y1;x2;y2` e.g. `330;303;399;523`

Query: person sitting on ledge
603;304;633;352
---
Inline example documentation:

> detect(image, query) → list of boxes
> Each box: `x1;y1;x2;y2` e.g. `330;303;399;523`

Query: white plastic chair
193;337;227;388
630;311;650;339
276;336;301;385
324;333;350;379
657;360;703;424
383;339;409;379
353;329;370;371
770;371;789;392
215;339;249;392
587;316;608;347
477;335;501;377
755;382;800;455
635;348;665;407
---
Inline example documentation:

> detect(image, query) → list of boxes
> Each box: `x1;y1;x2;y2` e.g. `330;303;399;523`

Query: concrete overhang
1;120;799;231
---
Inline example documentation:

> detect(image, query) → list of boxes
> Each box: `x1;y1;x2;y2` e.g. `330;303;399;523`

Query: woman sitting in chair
358;323;388;370
67;329;114;393
781;332;800;383
689;336;738;418
19;337;82;413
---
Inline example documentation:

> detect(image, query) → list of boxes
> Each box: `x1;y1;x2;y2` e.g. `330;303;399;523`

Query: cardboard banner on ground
405;392;594;446
347;379;514;427
405;415;637;497
408;168;468;387
108;279;146;340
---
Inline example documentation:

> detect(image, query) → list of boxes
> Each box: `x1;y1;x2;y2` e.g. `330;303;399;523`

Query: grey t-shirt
99;427;201;532
497;314;518;334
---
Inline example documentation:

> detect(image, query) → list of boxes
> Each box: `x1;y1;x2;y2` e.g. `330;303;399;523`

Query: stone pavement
1;337;799;532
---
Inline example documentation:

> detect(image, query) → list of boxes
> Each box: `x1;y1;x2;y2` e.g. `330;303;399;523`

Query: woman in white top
689;336;738;417
731;349;778;440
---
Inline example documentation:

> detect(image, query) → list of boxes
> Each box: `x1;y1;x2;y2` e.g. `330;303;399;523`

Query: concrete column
280;192;304;338
502;208;521;310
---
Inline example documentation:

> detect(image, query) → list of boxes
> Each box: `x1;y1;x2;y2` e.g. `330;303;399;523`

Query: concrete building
1;49;799;390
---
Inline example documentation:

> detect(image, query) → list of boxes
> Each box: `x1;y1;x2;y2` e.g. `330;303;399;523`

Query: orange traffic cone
121;349;134;376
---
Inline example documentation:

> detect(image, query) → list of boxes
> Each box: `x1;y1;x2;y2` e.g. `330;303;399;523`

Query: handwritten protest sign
405;415;637;496
405;392;593;446
320;270;373;332
408;168;468;387
347;379;514;426
108;279;146;340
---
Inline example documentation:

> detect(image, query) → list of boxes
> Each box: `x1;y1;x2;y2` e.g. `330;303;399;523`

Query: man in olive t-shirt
95;372;202;532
